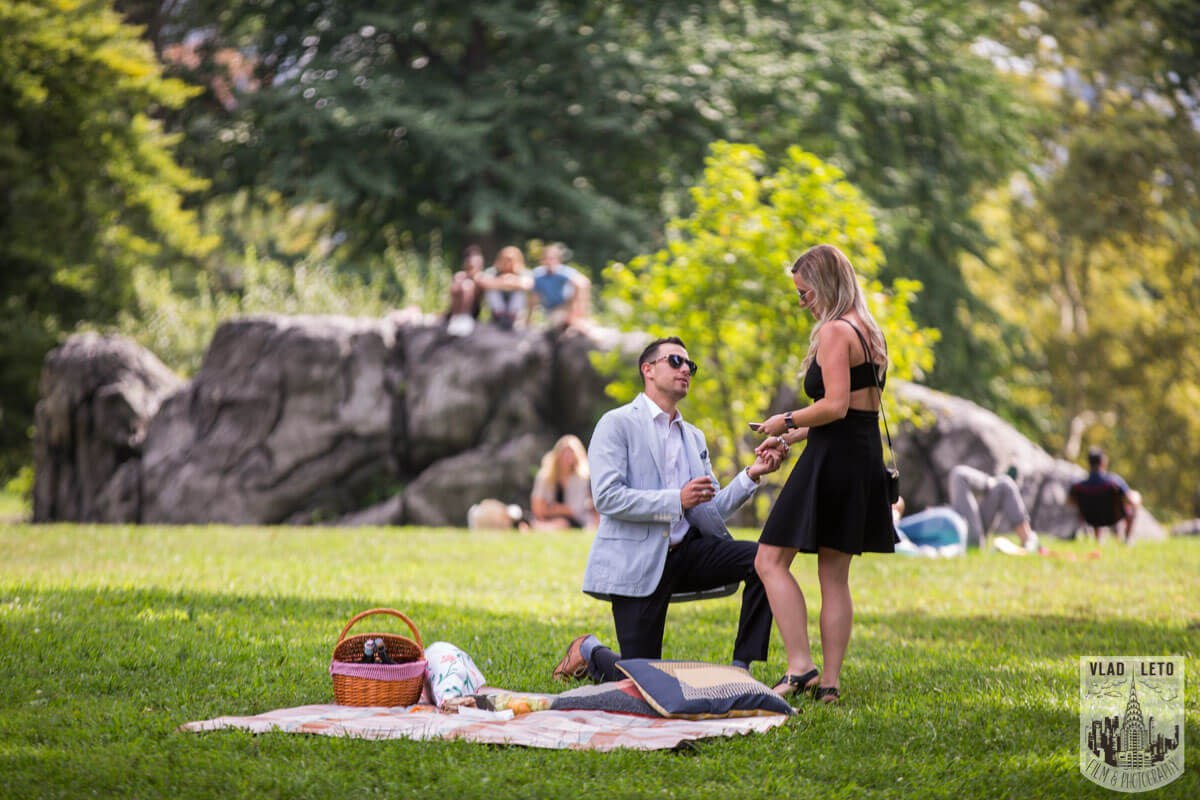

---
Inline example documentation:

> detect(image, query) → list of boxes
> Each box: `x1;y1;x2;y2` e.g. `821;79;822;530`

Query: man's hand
755;435;790;460
747;449;783;482
680;476;716;509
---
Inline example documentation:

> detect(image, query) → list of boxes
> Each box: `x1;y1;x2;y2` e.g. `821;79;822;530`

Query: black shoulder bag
843;320;900;504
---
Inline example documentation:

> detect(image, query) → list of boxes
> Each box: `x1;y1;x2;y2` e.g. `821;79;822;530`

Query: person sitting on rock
948;464;1040;553
530;435;598;530
477;246;533;330
528;243;591;329
446;244;486;337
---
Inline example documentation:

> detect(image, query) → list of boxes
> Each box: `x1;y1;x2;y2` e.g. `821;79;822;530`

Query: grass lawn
0;524;1196;799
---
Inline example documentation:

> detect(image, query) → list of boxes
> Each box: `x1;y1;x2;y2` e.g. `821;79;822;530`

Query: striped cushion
616;659;793;719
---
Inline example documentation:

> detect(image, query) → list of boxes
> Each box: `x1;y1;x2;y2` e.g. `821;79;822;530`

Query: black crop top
802;319;886;401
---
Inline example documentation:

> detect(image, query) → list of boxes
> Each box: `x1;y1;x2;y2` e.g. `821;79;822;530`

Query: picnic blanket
180;702;787;751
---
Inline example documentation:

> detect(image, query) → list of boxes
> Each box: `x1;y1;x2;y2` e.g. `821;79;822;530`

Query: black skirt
759;409;898;555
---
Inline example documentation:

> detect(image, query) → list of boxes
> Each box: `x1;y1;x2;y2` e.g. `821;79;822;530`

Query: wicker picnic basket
329;608;426;706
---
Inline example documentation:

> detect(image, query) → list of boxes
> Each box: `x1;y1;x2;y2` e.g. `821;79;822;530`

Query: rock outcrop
34;333;182;522
890;382;1165;541
34;318;1165;539
34;316;642;526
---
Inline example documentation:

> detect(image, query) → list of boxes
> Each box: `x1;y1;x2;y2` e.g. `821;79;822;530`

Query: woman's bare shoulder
830;315;872;361
821;318;858;344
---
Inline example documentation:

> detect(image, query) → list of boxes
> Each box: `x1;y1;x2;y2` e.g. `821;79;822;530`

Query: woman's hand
755;435;790;459
750;414;789;437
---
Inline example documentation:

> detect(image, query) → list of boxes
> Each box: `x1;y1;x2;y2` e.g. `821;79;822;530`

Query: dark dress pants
587;527;772;682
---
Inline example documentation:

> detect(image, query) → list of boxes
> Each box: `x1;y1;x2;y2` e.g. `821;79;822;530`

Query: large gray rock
139;315;398;523
330;494;406;527
38;319;1163;537
402;432;556;526
34;316;636;525
33;333;181;522
399;325;552;471
891;382;1165;541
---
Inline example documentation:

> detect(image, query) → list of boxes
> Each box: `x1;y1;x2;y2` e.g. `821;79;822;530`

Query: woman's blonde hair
536;435;589;485
791;244;888;375
495;246;526;273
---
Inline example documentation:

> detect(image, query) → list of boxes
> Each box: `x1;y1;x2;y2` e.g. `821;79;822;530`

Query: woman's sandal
772;668;820;698
812;686;840;704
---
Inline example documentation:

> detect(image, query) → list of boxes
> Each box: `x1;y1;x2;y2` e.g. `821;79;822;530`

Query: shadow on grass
0;585;1196;800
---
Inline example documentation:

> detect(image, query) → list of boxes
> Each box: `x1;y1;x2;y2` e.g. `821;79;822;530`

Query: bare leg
449;274;467;314
450;276;479;315
754;543;817;691
568;275;592;327
1121;505;1137;542
815;547;854;691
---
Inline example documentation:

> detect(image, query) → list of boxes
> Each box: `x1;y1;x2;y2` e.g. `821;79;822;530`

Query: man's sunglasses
647;354;699;375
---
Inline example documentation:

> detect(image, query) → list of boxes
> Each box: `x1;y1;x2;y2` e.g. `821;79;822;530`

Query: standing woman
752;244;897;704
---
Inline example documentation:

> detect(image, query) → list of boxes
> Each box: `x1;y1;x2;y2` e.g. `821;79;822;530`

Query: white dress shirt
640;393;755;546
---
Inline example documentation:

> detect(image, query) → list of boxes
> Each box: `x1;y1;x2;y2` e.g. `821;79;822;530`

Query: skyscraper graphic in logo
1080;656;1185;792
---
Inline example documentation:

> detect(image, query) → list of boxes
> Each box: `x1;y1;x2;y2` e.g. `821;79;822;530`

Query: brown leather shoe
552;634;591;682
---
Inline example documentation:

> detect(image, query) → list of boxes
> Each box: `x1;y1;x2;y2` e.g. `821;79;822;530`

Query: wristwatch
785;412;796;430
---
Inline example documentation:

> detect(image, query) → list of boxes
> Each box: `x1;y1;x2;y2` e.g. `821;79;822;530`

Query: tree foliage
0;0;210;478
597;142;936;515
162;0;1030;298
964;0;1200;515
104;191;451;376
742;0;1033;404
167;0;775;268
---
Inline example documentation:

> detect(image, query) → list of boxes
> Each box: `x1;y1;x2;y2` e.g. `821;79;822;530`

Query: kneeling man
553;337;781;682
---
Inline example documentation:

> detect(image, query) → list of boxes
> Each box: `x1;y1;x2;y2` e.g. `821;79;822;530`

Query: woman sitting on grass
530;435;598;531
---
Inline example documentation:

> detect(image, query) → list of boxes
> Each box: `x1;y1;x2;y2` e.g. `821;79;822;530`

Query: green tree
597;142;935;516
964;0;1200;514
0;0;210;478
165;1;773;268
160;1;1029;297
107;190;450;375
741;0;1033;405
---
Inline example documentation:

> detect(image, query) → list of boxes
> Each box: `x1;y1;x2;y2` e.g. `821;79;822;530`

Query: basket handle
336;608;423;649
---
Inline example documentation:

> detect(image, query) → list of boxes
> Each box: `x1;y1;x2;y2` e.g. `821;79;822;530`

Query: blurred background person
948;464;1039;553
446;244;485;336
529;243;591;329
530;435;598;530
1069;446;1142;543
478;246;532;330
891;496;967;558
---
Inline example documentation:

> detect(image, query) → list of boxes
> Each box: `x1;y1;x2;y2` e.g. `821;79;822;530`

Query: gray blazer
582;393;757;600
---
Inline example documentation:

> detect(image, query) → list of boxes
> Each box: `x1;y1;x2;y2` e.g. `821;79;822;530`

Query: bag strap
837;319;897;471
